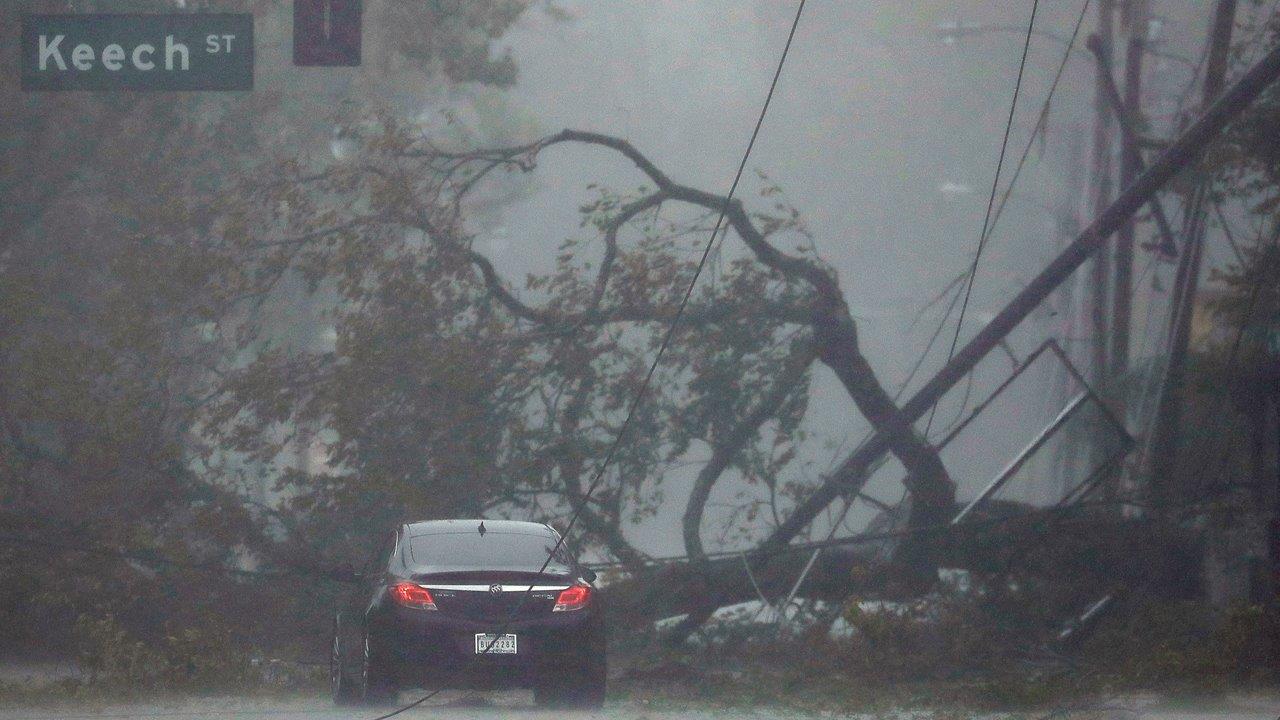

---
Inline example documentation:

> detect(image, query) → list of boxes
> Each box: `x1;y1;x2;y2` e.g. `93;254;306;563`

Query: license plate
474;633;517;655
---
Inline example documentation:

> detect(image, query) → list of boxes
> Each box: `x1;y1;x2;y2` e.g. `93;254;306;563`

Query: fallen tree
604;500;1202;631
221;125;959;601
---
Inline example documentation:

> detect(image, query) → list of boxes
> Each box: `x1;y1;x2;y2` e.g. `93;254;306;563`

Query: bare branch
591;192;667;311
535;131;838;296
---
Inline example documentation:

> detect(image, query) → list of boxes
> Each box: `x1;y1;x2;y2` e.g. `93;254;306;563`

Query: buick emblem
489;584;502;596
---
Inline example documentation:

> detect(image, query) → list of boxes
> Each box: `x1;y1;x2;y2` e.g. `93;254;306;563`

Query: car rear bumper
373;606;602;689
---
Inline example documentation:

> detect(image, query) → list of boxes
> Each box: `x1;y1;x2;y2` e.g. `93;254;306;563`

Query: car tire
330;628;360;706
360;634;399;705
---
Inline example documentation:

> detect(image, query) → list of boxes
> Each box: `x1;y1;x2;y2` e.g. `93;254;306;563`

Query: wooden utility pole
1112;1;1148;377
1149;0;1238;507
1089;0;1117;386
1051;126;1088;500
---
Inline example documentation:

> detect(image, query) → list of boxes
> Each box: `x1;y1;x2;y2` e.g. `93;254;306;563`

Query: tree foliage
0;0;543;659
206;119;819;578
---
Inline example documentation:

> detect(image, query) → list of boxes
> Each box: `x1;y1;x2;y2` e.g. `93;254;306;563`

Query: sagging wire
925;0;1044;438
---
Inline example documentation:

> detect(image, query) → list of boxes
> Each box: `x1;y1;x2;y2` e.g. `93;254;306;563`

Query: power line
925;0;1043;438
981;0;1093;256
364;2;811;717
930;0;1091;437
955;0;1092;439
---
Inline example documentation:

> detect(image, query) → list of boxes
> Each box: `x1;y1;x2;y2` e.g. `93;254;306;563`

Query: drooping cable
924;0;1043;439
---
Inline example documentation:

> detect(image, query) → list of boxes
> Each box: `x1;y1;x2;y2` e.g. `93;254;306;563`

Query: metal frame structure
946;338;1133;524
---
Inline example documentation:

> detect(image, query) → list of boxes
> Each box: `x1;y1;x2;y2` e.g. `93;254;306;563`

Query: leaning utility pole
1051;126;1089;500
1112;0;1148;377
1148;0;1238;508
667;37;1280;642
1088;0;1117;387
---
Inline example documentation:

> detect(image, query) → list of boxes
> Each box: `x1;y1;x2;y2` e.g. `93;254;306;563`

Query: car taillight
553;584;591;612
389;582;437;610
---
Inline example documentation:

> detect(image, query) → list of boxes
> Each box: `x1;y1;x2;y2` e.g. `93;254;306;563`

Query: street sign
293;0;362;66
21;14;253;91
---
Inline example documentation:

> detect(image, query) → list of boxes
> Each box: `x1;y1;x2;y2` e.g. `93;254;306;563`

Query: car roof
403;519;557;538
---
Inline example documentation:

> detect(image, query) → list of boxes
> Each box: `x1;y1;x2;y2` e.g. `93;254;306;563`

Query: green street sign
21;14;253;91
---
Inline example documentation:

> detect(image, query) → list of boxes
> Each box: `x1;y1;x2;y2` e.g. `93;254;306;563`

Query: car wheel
330;629;359;705
360;634;398;705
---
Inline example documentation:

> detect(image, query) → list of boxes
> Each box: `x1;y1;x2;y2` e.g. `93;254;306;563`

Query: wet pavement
2;690;1280;720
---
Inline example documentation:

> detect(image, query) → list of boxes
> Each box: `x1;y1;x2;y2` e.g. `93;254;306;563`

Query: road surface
2;691;1280;720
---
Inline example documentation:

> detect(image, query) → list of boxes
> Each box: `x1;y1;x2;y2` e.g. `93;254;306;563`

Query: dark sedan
330;519;606;708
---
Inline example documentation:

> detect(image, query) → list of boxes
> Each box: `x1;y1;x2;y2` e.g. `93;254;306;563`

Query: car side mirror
581;567;597;583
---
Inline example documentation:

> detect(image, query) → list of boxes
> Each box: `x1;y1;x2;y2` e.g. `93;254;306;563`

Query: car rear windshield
406;532;574;575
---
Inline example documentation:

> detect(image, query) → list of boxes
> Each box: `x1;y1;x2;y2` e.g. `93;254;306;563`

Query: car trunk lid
414;571;569;621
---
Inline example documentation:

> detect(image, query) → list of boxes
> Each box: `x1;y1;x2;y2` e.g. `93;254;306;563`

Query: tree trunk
613;505;1199;630
808;302;955;536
